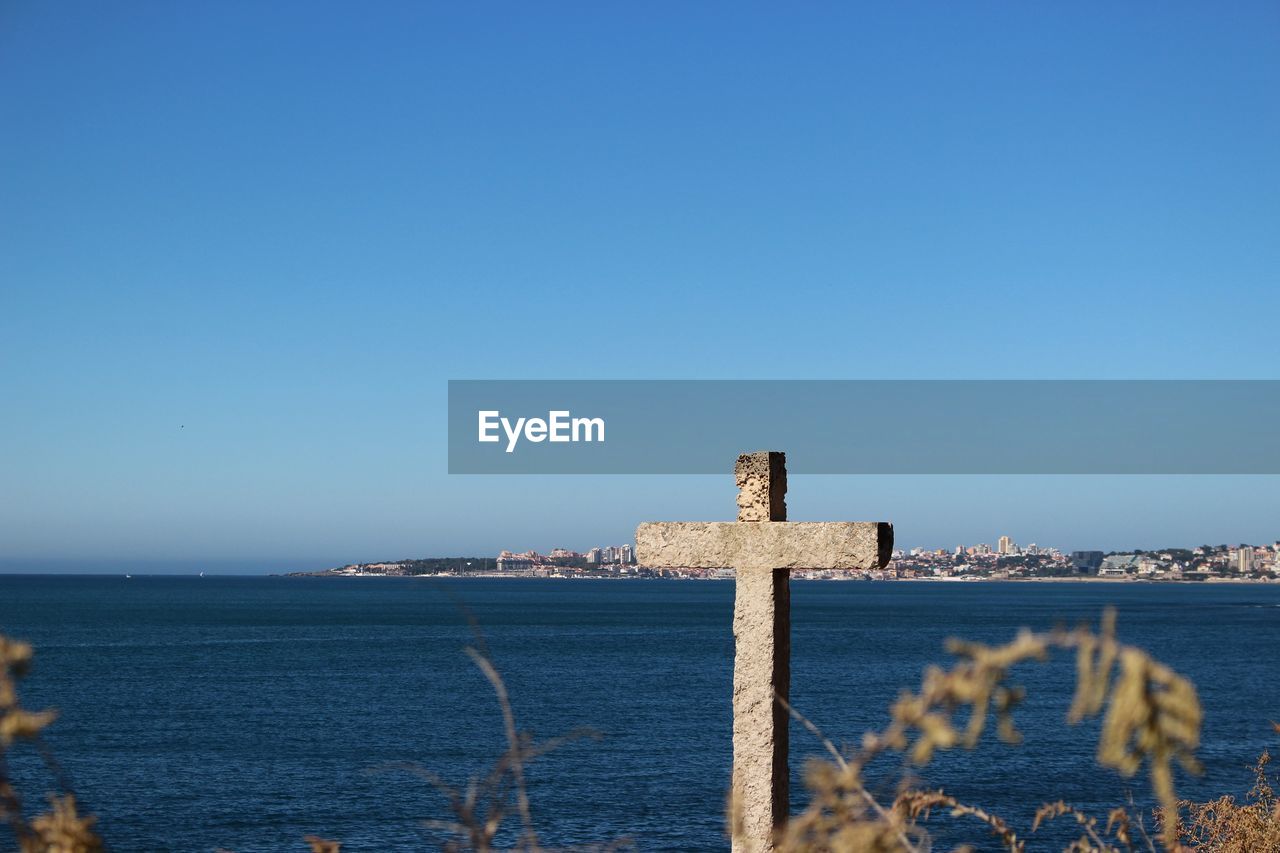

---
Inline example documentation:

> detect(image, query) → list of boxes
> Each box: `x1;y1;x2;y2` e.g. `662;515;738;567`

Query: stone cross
635;452;893;852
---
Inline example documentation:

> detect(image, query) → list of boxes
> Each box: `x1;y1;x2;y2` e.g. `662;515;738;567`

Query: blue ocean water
0;576;1278;851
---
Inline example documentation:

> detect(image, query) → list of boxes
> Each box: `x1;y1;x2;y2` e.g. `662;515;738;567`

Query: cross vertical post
730;451;790;852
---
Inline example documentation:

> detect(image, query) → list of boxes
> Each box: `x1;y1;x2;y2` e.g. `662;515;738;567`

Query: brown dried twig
1;635;102;853
779;609;1204;852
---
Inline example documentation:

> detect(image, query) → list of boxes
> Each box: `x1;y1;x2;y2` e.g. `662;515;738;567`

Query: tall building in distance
580;545;637;565
1238;546;1256;573
997;535;1013;555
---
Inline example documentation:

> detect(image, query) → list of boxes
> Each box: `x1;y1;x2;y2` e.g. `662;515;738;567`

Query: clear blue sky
2;2;1278;572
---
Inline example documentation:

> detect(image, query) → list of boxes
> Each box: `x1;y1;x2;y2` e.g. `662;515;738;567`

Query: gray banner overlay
448;380;1280;474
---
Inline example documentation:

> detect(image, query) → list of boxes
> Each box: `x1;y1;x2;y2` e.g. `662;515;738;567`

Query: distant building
1137;558;1162;575
621;544;635;564
586;547;602;565
496;550;536;572
1098;554;1140;577
998;535;1013;555
1071;551;1105;573
1238;546;1256;573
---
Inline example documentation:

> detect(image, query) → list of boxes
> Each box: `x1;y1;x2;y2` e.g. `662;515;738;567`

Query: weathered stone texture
735;451;787;522
635;521;894;571
731;568;790;852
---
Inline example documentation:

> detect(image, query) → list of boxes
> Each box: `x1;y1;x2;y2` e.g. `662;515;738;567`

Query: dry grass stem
1;635;102;852
778;609;1209;853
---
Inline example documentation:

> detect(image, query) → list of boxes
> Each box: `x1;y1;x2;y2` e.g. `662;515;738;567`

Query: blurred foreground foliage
771;609;1219;852
2;610;1277;851
1;637;100;853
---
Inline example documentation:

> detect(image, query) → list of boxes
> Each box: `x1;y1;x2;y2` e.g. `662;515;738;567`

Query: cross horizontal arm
636;521;893;571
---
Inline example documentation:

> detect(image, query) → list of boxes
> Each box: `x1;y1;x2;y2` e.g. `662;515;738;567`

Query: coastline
283;572;1277;584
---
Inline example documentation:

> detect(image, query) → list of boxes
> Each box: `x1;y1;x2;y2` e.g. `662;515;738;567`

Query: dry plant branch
1;635;102;853
378;643;605;852
778;609;1206;853
1165;749;1280;851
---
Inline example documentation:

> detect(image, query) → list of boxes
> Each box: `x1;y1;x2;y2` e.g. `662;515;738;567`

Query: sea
1;576;1278;852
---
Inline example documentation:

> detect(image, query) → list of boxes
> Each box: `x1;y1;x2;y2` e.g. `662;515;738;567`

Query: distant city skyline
292;538;1280;582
